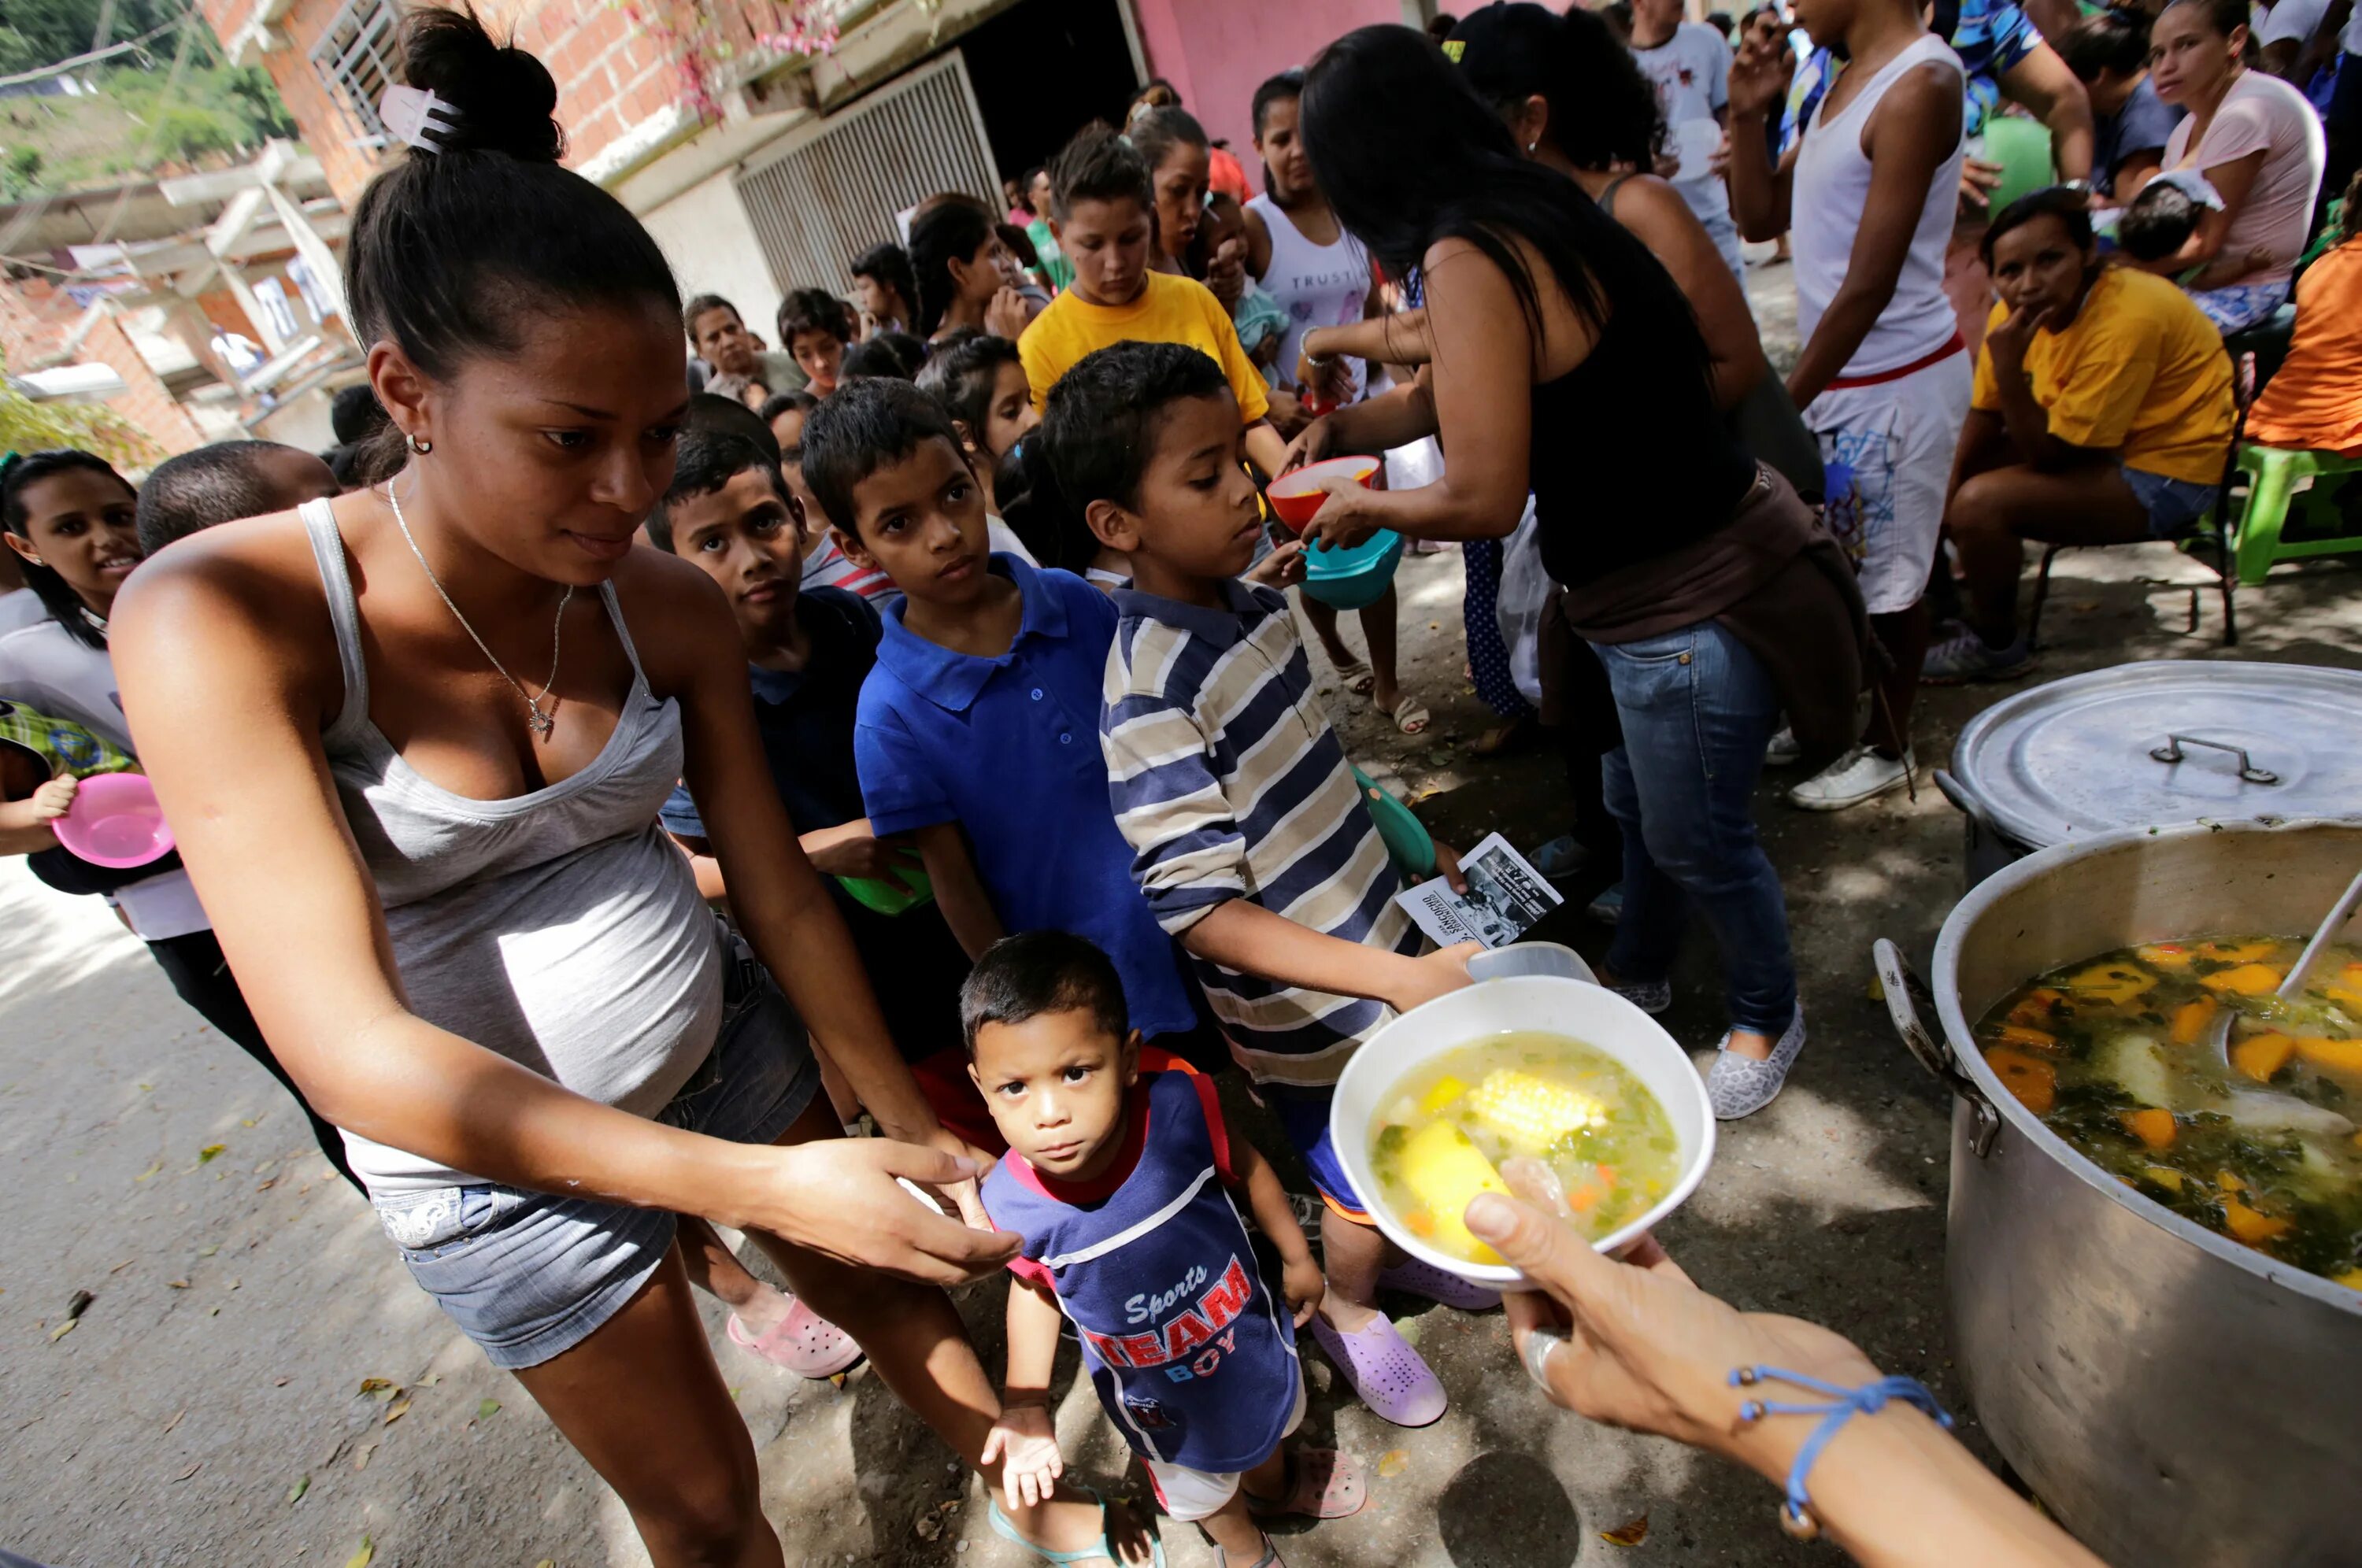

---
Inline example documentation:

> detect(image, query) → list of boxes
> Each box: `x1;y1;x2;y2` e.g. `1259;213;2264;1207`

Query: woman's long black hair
1451;4;1665;173
1299;24;1709;386
2;449;133;649
909;198;995;338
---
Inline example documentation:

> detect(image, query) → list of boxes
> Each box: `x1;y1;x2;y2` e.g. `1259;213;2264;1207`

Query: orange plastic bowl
1267;456;1380;531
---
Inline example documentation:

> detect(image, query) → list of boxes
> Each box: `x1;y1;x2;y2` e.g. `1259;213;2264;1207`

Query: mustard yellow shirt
1017;270;1272;423
1971;266;2235;486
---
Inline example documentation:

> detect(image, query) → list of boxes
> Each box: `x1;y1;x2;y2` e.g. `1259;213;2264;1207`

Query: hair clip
379;84;460;153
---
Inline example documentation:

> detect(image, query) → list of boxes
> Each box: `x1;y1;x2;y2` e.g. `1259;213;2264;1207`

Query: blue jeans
1594;620;1798;1036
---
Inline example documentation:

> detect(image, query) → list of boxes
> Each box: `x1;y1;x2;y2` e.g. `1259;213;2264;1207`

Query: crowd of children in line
2;2;2360;1565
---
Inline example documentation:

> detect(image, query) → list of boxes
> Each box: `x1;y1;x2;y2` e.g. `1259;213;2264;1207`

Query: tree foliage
0;358;163;472
0;0;183;76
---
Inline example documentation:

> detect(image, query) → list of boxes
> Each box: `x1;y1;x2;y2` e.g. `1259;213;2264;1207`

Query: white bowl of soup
1330;945;1717;1285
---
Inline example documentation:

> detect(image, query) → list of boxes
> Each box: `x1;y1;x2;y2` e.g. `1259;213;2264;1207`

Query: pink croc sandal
726;1296;864;1378
1309;1314;1446;1427
1245;1448;1369;1520
1376;1256;1501;1312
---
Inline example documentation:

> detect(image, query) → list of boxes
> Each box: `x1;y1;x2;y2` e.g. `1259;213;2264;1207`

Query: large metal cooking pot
1875;816;2362;1568
1935;660;2362;887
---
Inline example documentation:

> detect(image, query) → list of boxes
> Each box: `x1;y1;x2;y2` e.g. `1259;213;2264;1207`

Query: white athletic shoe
1764;726;1802;767
1786;745;1913;812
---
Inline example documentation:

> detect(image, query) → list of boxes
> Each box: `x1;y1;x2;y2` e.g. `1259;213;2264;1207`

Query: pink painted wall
1130;0;1409;194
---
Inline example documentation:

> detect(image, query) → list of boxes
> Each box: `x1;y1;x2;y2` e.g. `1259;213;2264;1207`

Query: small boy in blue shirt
1039;342;1490;1430
968;933;1365;1568
800;378;1203;1052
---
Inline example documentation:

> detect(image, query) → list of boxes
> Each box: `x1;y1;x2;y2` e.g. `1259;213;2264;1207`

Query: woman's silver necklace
384;484;572;740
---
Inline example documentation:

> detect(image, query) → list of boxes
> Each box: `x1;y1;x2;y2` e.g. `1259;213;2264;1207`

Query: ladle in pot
2199;863;2362;1077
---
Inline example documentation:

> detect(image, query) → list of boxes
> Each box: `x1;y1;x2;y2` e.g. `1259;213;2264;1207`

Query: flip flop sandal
724;1296;864;1379
1378;694;1431;736
988;1485;1167;1568
1199;1528;1284;1568
1244;1448;1369;1520
1331;656;1376;696
1376;1255;1502;1311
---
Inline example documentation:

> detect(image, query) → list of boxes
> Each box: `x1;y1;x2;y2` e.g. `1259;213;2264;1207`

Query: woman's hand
986;287;1035;341
737;1137;1018;1286
1469;1194;1880;1475
1430;840;1470;895
1958;155;2005;213
1278;417;1340;476
981;1403;1065;1510
1243;538;1306;590
1727;28;1794;123
1984;300;2053;372
920;1122;1001;1232
1204;237;1248;309
1301;474;1385;550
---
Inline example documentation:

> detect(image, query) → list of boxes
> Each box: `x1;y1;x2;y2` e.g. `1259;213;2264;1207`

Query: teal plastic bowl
1303;530;1405;611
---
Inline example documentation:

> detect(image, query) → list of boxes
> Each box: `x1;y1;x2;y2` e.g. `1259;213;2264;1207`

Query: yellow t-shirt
1971;267;2235;486
1017;270;1272;424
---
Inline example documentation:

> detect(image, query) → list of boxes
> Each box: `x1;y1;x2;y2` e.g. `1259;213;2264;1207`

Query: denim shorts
372;937;821;1370
2123;465;2221;541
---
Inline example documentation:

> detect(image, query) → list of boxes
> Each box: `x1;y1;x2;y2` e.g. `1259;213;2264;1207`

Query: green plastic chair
2229;445;2362;586
1351;766;1435;880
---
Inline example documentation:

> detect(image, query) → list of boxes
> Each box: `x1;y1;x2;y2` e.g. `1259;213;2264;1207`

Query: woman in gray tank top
109;12;1153;1566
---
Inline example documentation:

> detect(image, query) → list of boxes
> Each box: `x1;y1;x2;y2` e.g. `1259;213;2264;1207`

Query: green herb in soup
1977;937;2362;1289
1367;1032;1679;1263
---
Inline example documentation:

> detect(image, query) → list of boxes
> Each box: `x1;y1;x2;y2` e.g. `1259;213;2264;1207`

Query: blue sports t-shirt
852;555;1198;1040
981;1066;1300;1473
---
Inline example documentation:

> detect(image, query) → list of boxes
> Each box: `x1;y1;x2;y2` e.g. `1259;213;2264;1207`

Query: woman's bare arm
1999;45;2097;186
915;821;1004;960
110;531;1010;1283
653;561;956;1155
1611;176;1770;412
1300;239;1557;543
2178;151;2268;286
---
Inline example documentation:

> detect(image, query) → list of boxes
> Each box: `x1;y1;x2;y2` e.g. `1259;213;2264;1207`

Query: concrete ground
5;261;2360;1567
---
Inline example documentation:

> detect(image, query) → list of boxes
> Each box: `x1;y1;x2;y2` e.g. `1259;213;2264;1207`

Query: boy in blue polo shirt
801;378;1202;1052
1042;342;1490;1430
969;933;1365;1568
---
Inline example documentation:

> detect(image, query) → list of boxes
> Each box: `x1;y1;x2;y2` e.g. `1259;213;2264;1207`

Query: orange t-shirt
2245;239;2362;457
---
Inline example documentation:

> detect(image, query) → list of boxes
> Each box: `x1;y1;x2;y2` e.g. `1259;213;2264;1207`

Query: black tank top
1529;298;1760;590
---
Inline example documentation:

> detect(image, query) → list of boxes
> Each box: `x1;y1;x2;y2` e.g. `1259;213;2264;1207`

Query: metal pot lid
1949;660;2362;849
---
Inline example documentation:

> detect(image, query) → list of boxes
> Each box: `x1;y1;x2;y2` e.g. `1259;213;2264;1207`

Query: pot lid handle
2149;733;2281;785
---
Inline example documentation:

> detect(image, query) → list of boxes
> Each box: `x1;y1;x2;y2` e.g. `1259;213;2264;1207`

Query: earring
1527;141;1538;153
407;433;433;455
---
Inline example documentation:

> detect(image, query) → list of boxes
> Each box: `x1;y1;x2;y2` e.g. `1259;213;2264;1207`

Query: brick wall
200;0;731;209
0;281;205;458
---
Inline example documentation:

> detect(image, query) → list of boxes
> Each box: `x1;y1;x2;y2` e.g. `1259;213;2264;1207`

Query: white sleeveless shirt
1793;33;1967;379
1246;194;1373;401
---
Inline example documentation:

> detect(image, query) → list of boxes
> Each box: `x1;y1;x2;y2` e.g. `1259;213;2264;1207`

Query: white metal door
735;53;1002;301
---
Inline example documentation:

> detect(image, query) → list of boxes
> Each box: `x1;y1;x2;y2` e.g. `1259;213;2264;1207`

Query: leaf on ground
351;1439;379;1472
196;1244;219;1258
355;1378;394;1399
1866;973;1886;1002
254;1159;276;1175
134;1160;163;1183
415;1373;439;1386
161;1408;185;1436
168;1279;190;1289
383;1397;412;1425
476;1397;502;1420
1376;1448;1409;1477
343;1536;374;1568
108;1259;133;1274
172;1461;201;1482
287;1474;309;1504
534;1561;555;1568
48;1318;76;1341
1600;1515;1650;1547
65;1289;93;1319
827;1371;847;1390
198;1145;225;1164
1392;1315;1421;1346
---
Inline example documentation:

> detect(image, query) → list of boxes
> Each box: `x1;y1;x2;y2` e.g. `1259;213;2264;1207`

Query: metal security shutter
735;53;1001;300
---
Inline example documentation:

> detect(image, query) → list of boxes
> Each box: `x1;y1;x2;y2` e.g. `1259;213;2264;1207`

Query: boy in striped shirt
1038;341;1487;1429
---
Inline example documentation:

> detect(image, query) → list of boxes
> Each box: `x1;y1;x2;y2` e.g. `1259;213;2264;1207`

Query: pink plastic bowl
53;771;175;869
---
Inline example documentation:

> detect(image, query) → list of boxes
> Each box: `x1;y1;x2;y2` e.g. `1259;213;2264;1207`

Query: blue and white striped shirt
1101;579;1419;1086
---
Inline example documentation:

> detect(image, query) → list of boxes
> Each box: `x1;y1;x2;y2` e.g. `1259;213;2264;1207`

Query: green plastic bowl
839;866;935;916
1981;116;2055;219
1353;766;1435;880
1304;530;1405;611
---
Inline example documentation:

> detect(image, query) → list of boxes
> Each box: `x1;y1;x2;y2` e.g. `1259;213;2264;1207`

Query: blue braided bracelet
1728;1366;1953;1540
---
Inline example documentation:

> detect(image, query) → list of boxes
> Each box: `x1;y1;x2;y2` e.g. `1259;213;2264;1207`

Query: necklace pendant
527;708;555;740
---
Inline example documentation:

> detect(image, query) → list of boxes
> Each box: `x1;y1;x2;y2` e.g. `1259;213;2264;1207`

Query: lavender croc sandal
1376;1256;1501;1312
1310;1313;1446;1427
